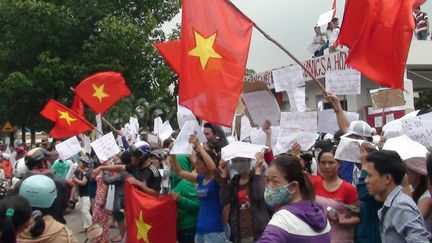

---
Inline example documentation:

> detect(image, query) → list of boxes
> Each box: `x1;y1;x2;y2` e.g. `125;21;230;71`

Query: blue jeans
417;31;428;40
195;232;227;243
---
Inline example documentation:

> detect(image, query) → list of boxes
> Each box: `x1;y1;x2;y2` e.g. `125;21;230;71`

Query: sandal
79;228;88;234
111;235;123;242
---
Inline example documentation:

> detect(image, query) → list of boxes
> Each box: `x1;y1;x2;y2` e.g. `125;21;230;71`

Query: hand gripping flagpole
225;0;328;96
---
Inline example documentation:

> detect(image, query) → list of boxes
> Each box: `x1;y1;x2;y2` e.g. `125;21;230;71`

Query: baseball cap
345;121;375;138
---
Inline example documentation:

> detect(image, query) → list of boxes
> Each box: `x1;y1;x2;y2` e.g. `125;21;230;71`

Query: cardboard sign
370;88;405;109
318;110;359;134
325;70;361;95
55;136;82;161
171;120;207;155
272;64;305;92
242;90;281;127
91;132;121;162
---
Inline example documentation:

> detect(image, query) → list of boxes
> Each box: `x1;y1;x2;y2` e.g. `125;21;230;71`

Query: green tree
0;1;180;143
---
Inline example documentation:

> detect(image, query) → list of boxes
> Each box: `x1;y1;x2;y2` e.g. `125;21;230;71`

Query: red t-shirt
312;175;358;204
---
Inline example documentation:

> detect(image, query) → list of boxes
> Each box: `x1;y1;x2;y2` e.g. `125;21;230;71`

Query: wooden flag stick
101;116;117;131
225;0;327;95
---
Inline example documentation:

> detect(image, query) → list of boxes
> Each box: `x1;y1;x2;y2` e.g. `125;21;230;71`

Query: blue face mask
264;183;294;208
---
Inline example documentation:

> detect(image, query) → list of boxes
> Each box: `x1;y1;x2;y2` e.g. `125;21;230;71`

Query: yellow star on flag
188;31;222;70
92;84;109;103
136;210;152;242
58;110;76;125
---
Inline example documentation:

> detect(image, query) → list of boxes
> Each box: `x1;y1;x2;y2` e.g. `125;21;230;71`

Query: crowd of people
0;94;429;243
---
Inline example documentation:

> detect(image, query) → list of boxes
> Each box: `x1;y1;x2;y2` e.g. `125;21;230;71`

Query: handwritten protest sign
273;131;317;156
383;135;428;160
317;9;335;27
158;121;174;141
83;135;92;154
55;136;82;161
250;128;266;145
242;90;281;126
171;120;207;155
333;137;374;163
221;142;267;161
240;115;255;141
401;116;432;148
325;70;361;95
272;65;305;92
318;110;359;134
288;87;306;112
90;132;121;162
280;111;317;134
129;117;139;137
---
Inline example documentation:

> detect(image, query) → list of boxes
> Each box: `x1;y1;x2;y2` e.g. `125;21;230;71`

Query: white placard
317;9;335;27
280;112;317;134
242;90;281;126
383;135;428;160
401;117;432;148
334;137;363;163
147;134;160;148
374;116;383;128
158;121;174;141
129;117;139;137
386;114;395;123
288;87;306;112
250;128;266;145
272;65;305;92
171;120;207;155
177;97;196;128
325;70;361;95
55;136;82;161
221;142;267;161
4;137;10;146
153;117;163;135
96;114;103;138
83;135;92;154
90;132;121;162
240;115;255;141
317;110;360;134
273;131;317;155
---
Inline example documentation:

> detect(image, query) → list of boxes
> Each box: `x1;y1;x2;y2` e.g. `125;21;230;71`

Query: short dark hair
366;150;406;185
203;123;217;135
272;155;315;200
332;17;339;23
426;153;432;182
0;195;32;243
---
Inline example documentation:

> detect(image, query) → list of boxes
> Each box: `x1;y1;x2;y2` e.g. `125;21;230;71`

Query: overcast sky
162;0;432;73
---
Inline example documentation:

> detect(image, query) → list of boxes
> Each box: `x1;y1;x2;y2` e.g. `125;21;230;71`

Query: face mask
264;183;294;208
230;161;251;174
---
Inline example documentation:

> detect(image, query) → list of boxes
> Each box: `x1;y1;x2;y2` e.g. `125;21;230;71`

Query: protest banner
325;69;361;95
318;109;359;134
401;115;432;148
55;136;82;161
91;132;121;162
272;64;305;92
171;120;207;155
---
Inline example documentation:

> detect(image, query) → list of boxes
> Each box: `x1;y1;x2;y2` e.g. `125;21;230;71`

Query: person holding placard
219;152;270;243
259;155;331;242
170;135;227;243
313;151;360;243
73;156;92;234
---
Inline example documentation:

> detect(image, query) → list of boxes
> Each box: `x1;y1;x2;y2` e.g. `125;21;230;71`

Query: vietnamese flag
40;99;94;138
70;95;85;117
74;72;131;114
124;182;176;243
179;0;253;127
337;0;422;90
154;41;181;75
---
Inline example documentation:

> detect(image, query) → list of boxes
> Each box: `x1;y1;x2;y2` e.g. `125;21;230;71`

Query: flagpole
225;0;327;95
101;116;117;131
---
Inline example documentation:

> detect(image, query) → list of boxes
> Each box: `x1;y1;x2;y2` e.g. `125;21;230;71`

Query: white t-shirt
419;190;432;232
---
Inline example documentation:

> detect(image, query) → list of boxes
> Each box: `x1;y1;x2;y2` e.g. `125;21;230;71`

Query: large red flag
154;41;181;75
337;0;422;90
70;95;85;117
74;72;131;114
124;182;176;243
40;99;94;138
178;0;253;127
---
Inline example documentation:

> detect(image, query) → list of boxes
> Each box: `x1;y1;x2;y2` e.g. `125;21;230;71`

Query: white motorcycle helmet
13;158;29;178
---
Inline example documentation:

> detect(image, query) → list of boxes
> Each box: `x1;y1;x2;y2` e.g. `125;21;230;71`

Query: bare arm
170;154;197;183
190;135;224;184
92;164;126;177
73;174;88;186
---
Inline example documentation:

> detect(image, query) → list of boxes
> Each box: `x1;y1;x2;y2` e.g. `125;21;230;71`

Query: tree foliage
0;0;180;134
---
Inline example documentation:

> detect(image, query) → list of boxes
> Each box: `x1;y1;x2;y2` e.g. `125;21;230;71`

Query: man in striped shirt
414;7;429;40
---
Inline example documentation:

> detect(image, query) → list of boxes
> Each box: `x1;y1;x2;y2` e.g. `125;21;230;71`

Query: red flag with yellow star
167;0;253;127
124;182;176;243
74;72;131;114
40;99;94;138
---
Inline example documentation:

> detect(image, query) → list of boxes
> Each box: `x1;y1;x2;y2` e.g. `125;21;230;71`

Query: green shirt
50;159;72;179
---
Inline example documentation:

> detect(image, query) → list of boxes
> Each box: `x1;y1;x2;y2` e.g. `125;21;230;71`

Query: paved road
65;201;119;243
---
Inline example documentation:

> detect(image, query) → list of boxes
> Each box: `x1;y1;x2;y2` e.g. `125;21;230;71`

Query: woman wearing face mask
219;152;270;243
313;151;360;243
259;155;331;242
